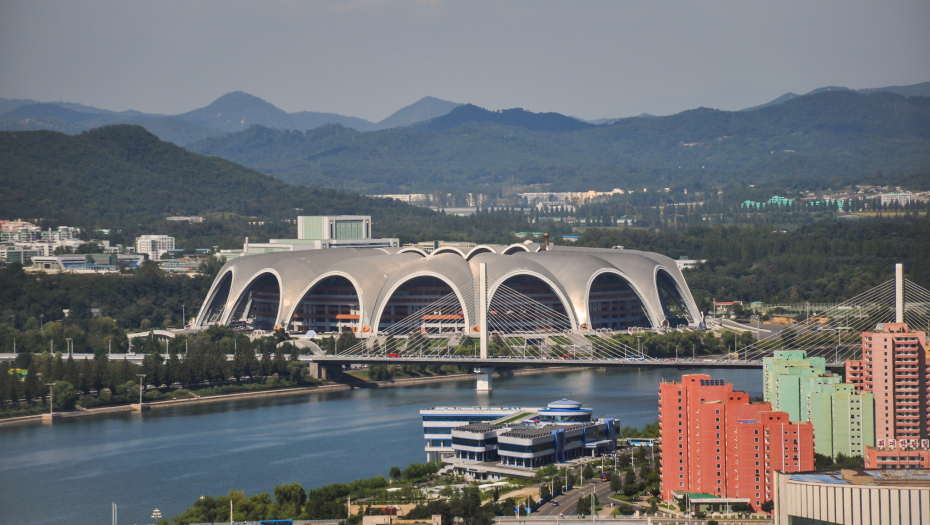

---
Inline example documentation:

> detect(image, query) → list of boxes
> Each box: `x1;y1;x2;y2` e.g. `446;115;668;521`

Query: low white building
136;235;175;260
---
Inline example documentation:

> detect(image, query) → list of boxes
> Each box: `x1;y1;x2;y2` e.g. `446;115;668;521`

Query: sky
1;0;929;121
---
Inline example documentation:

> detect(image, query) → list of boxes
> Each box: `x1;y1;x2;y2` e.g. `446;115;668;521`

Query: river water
0;367;761;525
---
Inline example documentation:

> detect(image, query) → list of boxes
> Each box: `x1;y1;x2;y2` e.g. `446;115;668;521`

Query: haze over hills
187;90;930;193
417;104;594;132
743;82;930;112
0;92;462;145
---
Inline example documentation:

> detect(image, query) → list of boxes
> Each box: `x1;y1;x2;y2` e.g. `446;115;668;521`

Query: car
551;501;559;507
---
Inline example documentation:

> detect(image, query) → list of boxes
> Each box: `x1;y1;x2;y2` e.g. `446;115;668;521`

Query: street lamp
151;508;162;524
182;304;185;328
137;374;146;405
46;383;57;416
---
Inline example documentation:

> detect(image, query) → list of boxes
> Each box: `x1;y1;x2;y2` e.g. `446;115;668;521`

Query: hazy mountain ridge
376;96;462;129
187;90;930;193
743;82;930;111
417;104;594;132
0;92;462;144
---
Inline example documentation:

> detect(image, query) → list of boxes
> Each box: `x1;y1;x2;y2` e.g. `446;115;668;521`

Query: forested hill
417;104;594;132
187;91;930;193
0;125;433;228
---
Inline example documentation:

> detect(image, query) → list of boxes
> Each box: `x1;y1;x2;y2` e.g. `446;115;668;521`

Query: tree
553;477;563;496
389;466;401;481
273;482;306;517
648;496;659;513
51;380;77;410
538;484;549;500
142;350;163;388
610;472;621;493
624;469;635;486
23;367;39;404
760;500;774;513
582;464;594;482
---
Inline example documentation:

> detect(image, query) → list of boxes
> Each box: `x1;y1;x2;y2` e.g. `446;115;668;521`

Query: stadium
194;242;701;335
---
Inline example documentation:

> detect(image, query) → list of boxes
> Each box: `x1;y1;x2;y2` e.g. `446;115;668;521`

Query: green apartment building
763;350;874;457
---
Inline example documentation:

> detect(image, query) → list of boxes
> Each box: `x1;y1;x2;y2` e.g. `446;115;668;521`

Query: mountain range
187;89;930;193
3;81;927;146
741;82;930;112
0;93;462;145
2;82;928;194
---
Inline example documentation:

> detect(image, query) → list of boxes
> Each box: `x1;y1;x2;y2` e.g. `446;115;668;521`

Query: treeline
167;462;441;524
0;260;219;338
571;216;930;305
0;325;321;417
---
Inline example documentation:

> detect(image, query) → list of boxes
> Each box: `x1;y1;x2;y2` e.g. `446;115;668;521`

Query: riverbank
0;382;353;427
0;366;589;427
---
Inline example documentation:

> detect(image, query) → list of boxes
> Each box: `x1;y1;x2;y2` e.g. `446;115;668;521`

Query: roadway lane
534;480;616;517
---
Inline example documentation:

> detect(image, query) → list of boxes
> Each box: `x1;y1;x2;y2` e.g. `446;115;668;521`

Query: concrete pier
475;367;494;391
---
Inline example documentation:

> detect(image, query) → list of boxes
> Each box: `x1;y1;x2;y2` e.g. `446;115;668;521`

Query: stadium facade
194;242;701;333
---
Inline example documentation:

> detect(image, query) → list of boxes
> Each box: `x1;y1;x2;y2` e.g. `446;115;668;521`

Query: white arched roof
194;245;701;331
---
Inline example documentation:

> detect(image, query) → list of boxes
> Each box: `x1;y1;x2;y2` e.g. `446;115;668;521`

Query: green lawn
498;412;532;425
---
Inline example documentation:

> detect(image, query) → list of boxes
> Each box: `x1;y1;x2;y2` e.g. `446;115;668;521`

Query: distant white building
136;235;175;260
166;216;204;223
880;191;913;206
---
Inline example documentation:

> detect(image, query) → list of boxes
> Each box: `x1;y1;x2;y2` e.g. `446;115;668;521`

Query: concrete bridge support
309;362;343;381
475;367;494;391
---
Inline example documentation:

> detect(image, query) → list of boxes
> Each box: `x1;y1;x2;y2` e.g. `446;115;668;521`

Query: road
533;480;617;517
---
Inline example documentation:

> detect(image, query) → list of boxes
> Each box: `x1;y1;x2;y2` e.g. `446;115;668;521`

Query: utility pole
47;383;56;416
230;499;233;525
137;374;146;405
112;502;117;525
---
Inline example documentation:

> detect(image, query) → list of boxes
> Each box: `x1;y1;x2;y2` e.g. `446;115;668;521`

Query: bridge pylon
476;262;492;391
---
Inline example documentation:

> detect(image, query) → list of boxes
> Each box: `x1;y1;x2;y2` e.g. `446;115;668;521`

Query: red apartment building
845;322;930;468
659;374;814;510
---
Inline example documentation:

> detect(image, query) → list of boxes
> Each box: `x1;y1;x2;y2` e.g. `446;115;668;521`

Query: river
0;367;761;525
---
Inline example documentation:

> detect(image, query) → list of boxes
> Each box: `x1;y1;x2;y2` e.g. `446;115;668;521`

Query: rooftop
790;469;930;487
454;423;500;433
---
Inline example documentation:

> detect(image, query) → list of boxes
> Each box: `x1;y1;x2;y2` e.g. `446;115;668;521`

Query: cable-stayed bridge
308;264;929;389
5;264;928;391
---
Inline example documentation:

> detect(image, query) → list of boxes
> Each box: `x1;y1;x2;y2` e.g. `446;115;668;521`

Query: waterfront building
659;374;815;511
195;240;700;333
763;350;874;457
421;406;533;462
135;235;175;260
421;399;617;480
774;469;930;525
